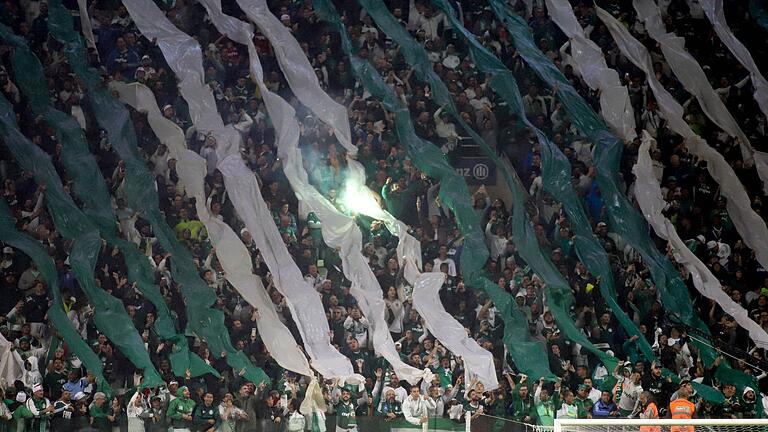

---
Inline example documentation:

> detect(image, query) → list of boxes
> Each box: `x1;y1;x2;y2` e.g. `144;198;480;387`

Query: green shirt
167;397;196;428
335;400;357;429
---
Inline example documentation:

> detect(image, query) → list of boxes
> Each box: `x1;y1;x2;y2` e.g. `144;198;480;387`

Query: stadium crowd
0;0;768;430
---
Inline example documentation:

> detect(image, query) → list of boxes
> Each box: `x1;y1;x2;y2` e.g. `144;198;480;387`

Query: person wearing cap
642;362;674;410
25;382;53;431
574;384;594;418
167;386;195;431
332;383;364;432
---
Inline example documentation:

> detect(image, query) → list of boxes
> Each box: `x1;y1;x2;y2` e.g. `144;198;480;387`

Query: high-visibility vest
669;399;695;432
639;402;660;432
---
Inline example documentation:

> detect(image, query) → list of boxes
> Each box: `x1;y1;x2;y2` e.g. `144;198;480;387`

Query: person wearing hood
739;386;758;419
193;392;220;431
25;382;53;431
22;355;42;391
167;386;196;431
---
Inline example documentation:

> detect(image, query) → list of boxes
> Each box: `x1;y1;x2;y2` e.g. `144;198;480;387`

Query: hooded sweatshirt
166;386;196;429
740;387;758;419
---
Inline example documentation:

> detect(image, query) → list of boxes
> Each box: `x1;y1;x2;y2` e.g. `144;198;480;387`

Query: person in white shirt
285;399;306;432
402;386;434;426
432;245;457;277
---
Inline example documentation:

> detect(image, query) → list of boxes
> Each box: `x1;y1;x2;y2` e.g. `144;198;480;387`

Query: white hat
707;240;718;250
32;383;43;393
280;14;290;21
2;246;13;254
73;391;86;401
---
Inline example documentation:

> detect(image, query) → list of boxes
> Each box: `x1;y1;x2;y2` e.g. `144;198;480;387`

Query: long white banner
120;0;356;380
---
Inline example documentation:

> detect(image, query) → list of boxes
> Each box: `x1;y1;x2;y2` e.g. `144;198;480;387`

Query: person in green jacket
192;392;219;432
504;373;537;425
88;392;113;432
574;385;594;419
167;386;196;431
533;378;560;426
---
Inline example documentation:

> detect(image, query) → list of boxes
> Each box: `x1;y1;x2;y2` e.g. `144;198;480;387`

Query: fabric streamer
192;0;430;385
597;8;768;352
237;0;496;388
0;91;164;388
596;7;768;350
0;330;23;389
481;0;752;392
111;81;314;377
0;201;110;394
318;0;558;380
358;0;578;378
116;0;354;380
632;0;768;193
75;0;96;51
0;23;215;379
481;0;653;365
634;131;768;350
700;0;768;118
543;0;635;141
428;0;619;371
47;0;269;386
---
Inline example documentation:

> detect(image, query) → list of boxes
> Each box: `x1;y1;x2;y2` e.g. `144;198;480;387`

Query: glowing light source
339;179;384;219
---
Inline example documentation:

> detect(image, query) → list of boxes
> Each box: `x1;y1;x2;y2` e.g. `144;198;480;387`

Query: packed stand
0;0;767;430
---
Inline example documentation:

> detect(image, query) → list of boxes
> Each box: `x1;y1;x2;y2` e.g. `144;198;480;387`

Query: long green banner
0;23;216;380
0;92;164;387
314;0;557;380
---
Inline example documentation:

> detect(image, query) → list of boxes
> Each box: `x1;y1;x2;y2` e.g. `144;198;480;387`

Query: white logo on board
473;163;489;180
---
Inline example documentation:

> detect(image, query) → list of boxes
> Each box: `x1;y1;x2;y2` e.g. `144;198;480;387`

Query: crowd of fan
0;0;767;430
